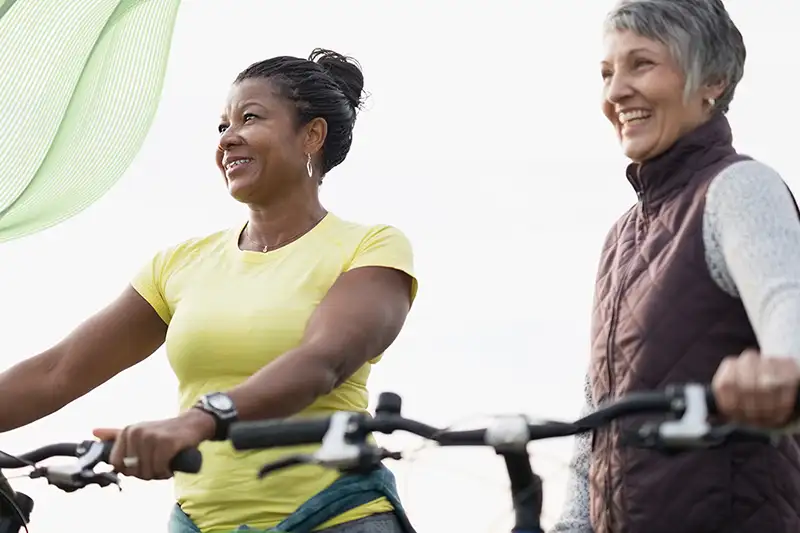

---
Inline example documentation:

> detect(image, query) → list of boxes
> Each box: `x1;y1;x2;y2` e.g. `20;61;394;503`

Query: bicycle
0;439;202;532
227;383;791;533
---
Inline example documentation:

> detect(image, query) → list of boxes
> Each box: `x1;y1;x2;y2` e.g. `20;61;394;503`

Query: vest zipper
603;284;622;531
601;165;649;529
603;206;643;531
639;193;650;232
632;166;650;231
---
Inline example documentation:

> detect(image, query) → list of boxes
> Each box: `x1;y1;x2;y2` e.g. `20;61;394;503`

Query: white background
1;1;799;531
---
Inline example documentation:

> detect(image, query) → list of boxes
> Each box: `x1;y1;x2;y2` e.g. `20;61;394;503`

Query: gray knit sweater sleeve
549;374;595;532
549;159;800;532
704;160;800;356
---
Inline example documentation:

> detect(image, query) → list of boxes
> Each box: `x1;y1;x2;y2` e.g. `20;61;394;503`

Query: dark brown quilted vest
588;114;800;533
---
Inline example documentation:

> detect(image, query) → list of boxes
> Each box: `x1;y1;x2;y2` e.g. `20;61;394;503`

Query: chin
227;181;255;204
621;139;657;163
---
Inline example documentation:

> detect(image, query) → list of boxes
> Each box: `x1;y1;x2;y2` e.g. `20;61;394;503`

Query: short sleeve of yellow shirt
345;224;418;302
131;245;174;325
129;213;416;533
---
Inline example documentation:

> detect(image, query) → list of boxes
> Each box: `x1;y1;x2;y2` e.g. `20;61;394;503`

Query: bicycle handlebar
0;440;202;532
227;383;795;533
229;383;784;452
229;414;444;450
0;439;201;500
0;441;202;474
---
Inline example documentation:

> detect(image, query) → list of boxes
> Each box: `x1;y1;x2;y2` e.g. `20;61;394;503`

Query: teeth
618;110;651;125
225;158;251;171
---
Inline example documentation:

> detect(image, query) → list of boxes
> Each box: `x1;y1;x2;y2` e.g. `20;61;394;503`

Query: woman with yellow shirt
0;49;417;533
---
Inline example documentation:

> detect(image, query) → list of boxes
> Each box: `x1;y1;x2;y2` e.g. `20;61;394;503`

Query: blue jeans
168;505;404;533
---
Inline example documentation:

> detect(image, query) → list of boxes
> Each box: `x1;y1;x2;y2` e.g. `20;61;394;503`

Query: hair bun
309;48;365;110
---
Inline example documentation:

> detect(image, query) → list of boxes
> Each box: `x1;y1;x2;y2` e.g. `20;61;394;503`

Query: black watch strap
193;392;238;441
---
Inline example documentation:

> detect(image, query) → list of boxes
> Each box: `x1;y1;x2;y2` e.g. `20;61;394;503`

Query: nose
218;124;245;151
605;71;634;105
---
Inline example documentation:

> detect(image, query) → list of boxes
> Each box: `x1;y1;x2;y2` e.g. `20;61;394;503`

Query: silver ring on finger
122;456;140;469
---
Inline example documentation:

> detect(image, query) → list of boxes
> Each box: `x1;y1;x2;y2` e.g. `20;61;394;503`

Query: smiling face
601;30;719;163
216;78;320;204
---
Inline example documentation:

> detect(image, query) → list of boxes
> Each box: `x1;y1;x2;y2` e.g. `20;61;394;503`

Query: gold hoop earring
306;153;313;179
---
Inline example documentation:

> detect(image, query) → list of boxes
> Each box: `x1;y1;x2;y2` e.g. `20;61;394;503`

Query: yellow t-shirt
131;213;416;533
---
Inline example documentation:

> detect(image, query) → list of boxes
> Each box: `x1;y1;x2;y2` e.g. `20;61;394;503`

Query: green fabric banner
0;0;181;242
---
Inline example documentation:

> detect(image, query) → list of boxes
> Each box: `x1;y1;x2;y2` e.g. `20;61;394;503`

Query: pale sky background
1;1;799;532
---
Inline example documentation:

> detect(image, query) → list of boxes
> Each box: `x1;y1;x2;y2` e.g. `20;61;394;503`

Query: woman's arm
549;374;595;533
704;160;800;357
705;160;800;426
0;286;167;431
225;265;414;421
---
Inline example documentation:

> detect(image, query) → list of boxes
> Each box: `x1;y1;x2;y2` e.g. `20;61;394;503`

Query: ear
702;79;726;102
303;117;327;156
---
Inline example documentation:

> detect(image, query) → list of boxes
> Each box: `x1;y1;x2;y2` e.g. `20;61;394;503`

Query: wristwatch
193;392;238;441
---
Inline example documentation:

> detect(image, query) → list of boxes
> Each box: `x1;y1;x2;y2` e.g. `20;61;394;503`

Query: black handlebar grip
99;441;202;474
168;447;203;474
229;418;331;450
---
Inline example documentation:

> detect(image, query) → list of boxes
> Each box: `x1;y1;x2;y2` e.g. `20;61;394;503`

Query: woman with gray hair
552;1;800;532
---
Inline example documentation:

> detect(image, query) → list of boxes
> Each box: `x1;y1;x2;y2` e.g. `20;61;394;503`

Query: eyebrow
220;100;268;120
601;47;656;65
240;100;268;110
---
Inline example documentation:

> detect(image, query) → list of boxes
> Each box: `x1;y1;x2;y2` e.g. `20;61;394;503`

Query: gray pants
168;505;404;532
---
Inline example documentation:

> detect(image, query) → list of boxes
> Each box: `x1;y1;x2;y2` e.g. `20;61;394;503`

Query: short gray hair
604;0;746;114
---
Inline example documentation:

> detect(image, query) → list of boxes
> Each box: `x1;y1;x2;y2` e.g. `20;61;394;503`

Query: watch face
208;394;234;411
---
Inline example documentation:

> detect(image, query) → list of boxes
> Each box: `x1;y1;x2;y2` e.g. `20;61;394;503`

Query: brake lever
256;447;402;479
85;471;122;491
705;424;774;446
257;455;314;478
626;384;777;452
656;383;711;446
29;440;121;493
626;420;775;451
312;412;402;473
623;384;716;451
256;412;403;479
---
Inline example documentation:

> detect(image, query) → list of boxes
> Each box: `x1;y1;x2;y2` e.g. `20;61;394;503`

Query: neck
626;113;733;199
246;187;327;248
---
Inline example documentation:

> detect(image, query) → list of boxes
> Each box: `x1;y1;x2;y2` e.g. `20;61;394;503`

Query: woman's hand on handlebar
92;409;214;480
712;348;800;428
